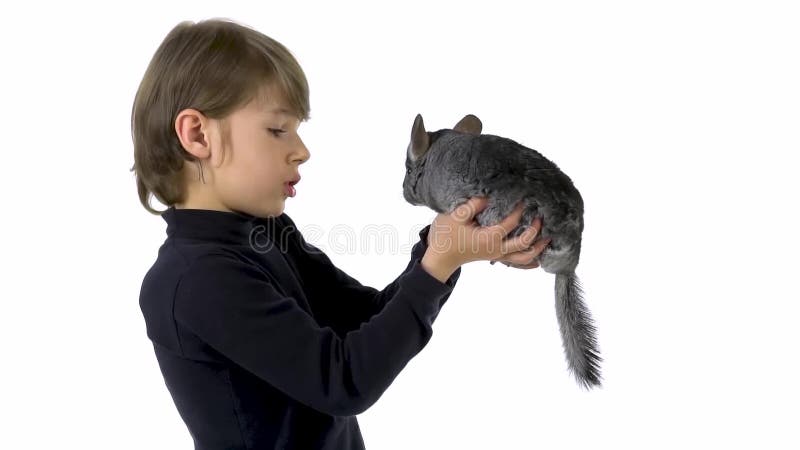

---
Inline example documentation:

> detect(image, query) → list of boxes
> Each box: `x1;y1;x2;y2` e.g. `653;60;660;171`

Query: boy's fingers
514;235;552;256
494;201;525;236
503;259;540;269
500;237;551;266
452;196;488;224
519;217;542;247
514;258;541;269
497;247;542;267
533;237;553;255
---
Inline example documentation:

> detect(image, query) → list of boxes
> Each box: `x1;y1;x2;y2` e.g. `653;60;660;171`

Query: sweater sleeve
173;247;460;417
288;221;461;333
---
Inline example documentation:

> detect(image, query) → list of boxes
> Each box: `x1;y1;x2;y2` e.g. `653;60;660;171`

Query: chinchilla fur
402;113;602;389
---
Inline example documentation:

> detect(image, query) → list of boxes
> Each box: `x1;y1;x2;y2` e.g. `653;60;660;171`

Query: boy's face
180;83;310;218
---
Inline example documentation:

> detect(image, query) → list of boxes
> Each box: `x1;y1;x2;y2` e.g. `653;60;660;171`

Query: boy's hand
425;196;544;269
490;216;552;269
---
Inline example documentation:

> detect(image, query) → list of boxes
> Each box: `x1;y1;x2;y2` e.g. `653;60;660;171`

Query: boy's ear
409;113;430;161
453;114;482;135
175;108;213;159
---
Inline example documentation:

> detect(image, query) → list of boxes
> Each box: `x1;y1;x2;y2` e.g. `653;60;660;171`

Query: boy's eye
268;128;285;137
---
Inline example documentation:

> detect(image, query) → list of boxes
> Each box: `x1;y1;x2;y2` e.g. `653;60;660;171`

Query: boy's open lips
284;179;299;197
283;174;300;197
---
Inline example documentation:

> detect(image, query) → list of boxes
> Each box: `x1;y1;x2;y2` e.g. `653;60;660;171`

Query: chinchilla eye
406;168;412;174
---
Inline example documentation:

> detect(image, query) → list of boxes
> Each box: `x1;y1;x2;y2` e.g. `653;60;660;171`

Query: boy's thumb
453;197;487;223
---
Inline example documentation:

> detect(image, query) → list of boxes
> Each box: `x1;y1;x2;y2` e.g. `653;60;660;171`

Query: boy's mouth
284;181;297;197
284;174;300;197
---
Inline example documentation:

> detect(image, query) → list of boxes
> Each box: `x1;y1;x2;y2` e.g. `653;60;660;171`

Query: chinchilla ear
453;114;482;135
410;113;430;161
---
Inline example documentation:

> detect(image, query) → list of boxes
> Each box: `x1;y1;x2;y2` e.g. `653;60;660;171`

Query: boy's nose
296;136;310;163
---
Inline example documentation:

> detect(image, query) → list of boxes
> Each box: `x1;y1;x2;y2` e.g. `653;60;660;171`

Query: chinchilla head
402;113;482;209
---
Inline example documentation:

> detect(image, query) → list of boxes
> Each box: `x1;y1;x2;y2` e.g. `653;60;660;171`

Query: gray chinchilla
402;113;602;390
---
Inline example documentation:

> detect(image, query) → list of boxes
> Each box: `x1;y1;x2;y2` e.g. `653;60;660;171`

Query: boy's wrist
420;249;460;284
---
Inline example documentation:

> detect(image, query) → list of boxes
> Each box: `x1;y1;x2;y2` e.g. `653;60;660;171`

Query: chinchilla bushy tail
555;272;603;389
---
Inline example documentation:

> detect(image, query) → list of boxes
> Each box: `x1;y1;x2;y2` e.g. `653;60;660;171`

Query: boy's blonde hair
130;18;311;214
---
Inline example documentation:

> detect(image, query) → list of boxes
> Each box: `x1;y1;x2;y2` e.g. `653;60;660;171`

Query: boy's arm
283;216;461;333
174;249;458;417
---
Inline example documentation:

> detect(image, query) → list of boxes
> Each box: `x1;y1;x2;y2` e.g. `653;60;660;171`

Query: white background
2;0;798;448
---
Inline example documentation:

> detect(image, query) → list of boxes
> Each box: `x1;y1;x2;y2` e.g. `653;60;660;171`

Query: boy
133;18;549;450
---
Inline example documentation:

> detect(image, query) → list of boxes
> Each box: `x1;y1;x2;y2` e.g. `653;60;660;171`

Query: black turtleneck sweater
138;207;461;450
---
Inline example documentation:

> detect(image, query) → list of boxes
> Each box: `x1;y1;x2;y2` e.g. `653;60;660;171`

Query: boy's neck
174;196;232;213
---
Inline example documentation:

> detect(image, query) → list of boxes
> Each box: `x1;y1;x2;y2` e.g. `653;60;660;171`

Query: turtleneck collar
162;206;281;246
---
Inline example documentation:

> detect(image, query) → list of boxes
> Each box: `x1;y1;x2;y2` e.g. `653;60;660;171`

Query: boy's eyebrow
265;107;302;123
